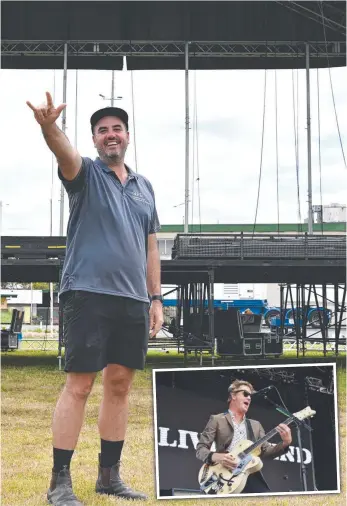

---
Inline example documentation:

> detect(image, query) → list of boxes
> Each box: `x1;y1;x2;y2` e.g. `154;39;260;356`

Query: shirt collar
228;410;246;423
95;157;138;180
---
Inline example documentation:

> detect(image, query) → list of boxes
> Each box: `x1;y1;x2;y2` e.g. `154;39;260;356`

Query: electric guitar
198;406;316;495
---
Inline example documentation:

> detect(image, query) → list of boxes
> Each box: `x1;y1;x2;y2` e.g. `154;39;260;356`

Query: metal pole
59;42;68;236
305;43;313;235
30;282;33;325
334;284;339;356
49;198;53;236
184;41;190;234
50;282;54;339
111;69;115;106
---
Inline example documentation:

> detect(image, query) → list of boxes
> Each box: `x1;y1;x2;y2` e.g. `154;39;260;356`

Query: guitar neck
244;416;294;455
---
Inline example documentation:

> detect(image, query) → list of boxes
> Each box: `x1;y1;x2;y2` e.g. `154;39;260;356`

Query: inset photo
153;363;339;499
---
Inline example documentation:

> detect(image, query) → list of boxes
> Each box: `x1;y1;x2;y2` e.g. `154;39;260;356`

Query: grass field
1;351;346;506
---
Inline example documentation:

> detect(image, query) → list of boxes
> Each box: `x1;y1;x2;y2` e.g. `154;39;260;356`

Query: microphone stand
304;377;318;491
260;391;312;492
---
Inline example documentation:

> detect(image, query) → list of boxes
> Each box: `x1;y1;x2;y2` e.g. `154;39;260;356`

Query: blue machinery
162;297;331;329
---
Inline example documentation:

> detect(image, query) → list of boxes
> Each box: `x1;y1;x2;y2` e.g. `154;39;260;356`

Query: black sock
100;439;124;468
53;448;74;472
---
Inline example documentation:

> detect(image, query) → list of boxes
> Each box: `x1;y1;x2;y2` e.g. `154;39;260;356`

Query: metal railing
173;233;346;260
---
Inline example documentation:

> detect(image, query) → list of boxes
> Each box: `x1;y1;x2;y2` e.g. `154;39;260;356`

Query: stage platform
1;257;345;284
1;235;345;284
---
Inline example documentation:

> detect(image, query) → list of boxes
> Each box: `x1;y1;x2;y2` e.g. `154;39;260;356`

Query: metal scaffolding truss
252;367;334;394
2;40;345;59
253;367;296;384
304;376;334;395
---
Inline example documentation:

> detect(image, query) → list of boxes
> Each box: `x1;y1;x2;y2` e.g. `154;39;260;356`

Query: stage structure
2;1;346;232
2;2;346;361
275;283;346;356
2;234;346;362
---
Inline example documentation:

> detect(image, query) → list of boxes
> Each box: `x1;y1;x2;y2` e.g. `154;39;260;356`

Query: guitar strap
245;418;256;442
245;418;271;491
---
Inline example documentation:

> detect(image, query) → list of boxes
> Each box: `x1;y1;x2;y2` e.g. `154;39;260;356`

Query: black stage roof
1;1;346;70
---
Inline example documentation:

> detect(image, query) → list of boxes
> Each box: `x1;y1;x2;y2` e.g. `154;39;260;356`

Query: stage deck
1;257;345;284
2;235;345;283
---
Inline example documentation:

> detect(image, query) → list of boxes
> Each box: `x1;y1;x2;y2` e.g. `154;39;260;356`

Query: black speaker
214;308;243;339
186;308;244;340
241;314;262;333
263;334;283;355
216;338;243;355
243;337;263;355
13;310;24;333
1;330;18;350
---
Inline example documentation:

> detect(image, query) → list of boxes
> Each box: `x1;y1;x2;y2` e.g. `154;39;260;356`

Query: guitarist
196;380;292;493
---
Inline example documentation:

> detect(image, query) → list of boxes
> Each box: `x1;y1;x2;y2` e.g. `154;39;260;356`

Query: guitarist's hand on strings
276;423;292;446
211;453;238;470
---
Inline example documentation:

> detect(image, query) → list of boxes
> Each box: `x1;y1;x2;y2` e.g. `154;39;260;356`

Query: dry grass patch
1;352;345;505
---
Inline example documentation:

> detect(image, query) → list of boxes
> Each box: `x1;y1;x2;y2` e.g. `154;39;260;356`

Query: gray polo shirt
58;157;160;302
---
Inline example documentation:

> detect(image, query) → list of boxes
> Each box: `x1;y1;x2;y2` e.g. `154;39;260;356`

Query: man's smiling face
93;116;129;163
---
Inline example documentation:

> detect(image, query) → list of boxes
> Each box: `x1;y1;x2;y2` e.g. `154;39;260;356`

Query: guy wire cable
131;70;139;172
319;1;346;168
296;66;303;234
50;68;56;236
316;68;324;235
275;1;345;35
74;69;78;149
291;67;303;233
194;71;202;233
252;68;267;237
191;70;196;228
275;69;280;235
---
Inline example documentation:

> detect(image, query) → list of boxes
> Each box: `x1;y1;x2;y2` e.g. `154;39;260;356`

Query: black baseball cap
90;107;129;133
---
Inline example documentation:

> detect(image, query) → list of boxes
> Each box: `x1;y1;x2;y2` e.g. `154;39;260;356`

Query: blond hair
227;380;254;401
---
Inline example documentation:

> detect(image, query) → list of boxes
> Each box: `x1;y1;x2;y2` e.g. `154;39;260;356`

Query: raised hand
26;92;66;126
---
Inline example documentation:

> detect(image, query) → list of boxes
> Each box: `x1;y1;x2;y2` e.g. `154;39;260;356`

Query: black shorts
61;290;150;373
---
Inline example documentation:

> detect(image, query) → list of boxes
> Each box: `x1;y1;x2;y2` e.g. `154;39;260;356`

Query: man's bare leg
96;364;146;499
98;364;134;443
47;372;96;506
53;372;97;450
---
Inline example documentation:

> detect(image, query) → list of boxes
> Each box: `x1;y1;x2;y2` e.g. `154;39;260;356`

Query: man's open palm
26;91;66;126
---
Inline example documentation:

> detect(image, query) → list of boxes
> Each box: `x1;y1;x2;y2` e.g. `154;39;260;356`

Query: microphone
251;385;274;397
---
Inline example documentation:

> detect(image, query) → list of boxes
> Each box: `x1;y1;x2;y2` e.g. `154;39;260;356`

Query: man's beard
97;146;126;164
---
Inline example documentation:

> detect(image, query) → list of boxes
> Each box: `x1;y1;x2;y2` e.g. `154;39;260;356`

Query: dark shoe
47;466;83;505
95;456;147;500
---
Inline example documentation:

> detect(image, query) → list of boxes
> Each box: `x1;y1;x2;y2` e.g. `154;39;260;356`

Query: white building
312;203;346;223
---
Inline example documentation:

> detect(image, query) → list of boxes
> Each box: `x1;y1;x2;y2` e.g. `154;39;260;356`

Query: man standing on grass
27;92;163;505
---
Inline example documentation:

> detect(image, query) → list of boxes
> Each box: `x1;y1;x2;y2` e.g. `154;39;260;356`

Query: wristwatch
151;295;163;303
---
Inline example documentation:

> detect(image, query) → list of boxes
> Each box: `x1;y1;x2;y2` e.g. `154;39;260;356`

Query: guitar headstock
293;406;316;421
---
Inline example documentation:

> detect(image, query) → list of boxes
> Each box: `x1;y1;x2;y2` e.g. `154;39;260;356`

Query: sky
0;63;346;236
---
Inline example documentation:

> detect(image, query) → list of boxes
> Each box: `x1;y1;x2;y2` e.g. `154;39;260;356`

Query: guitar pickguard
231;454;253;477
